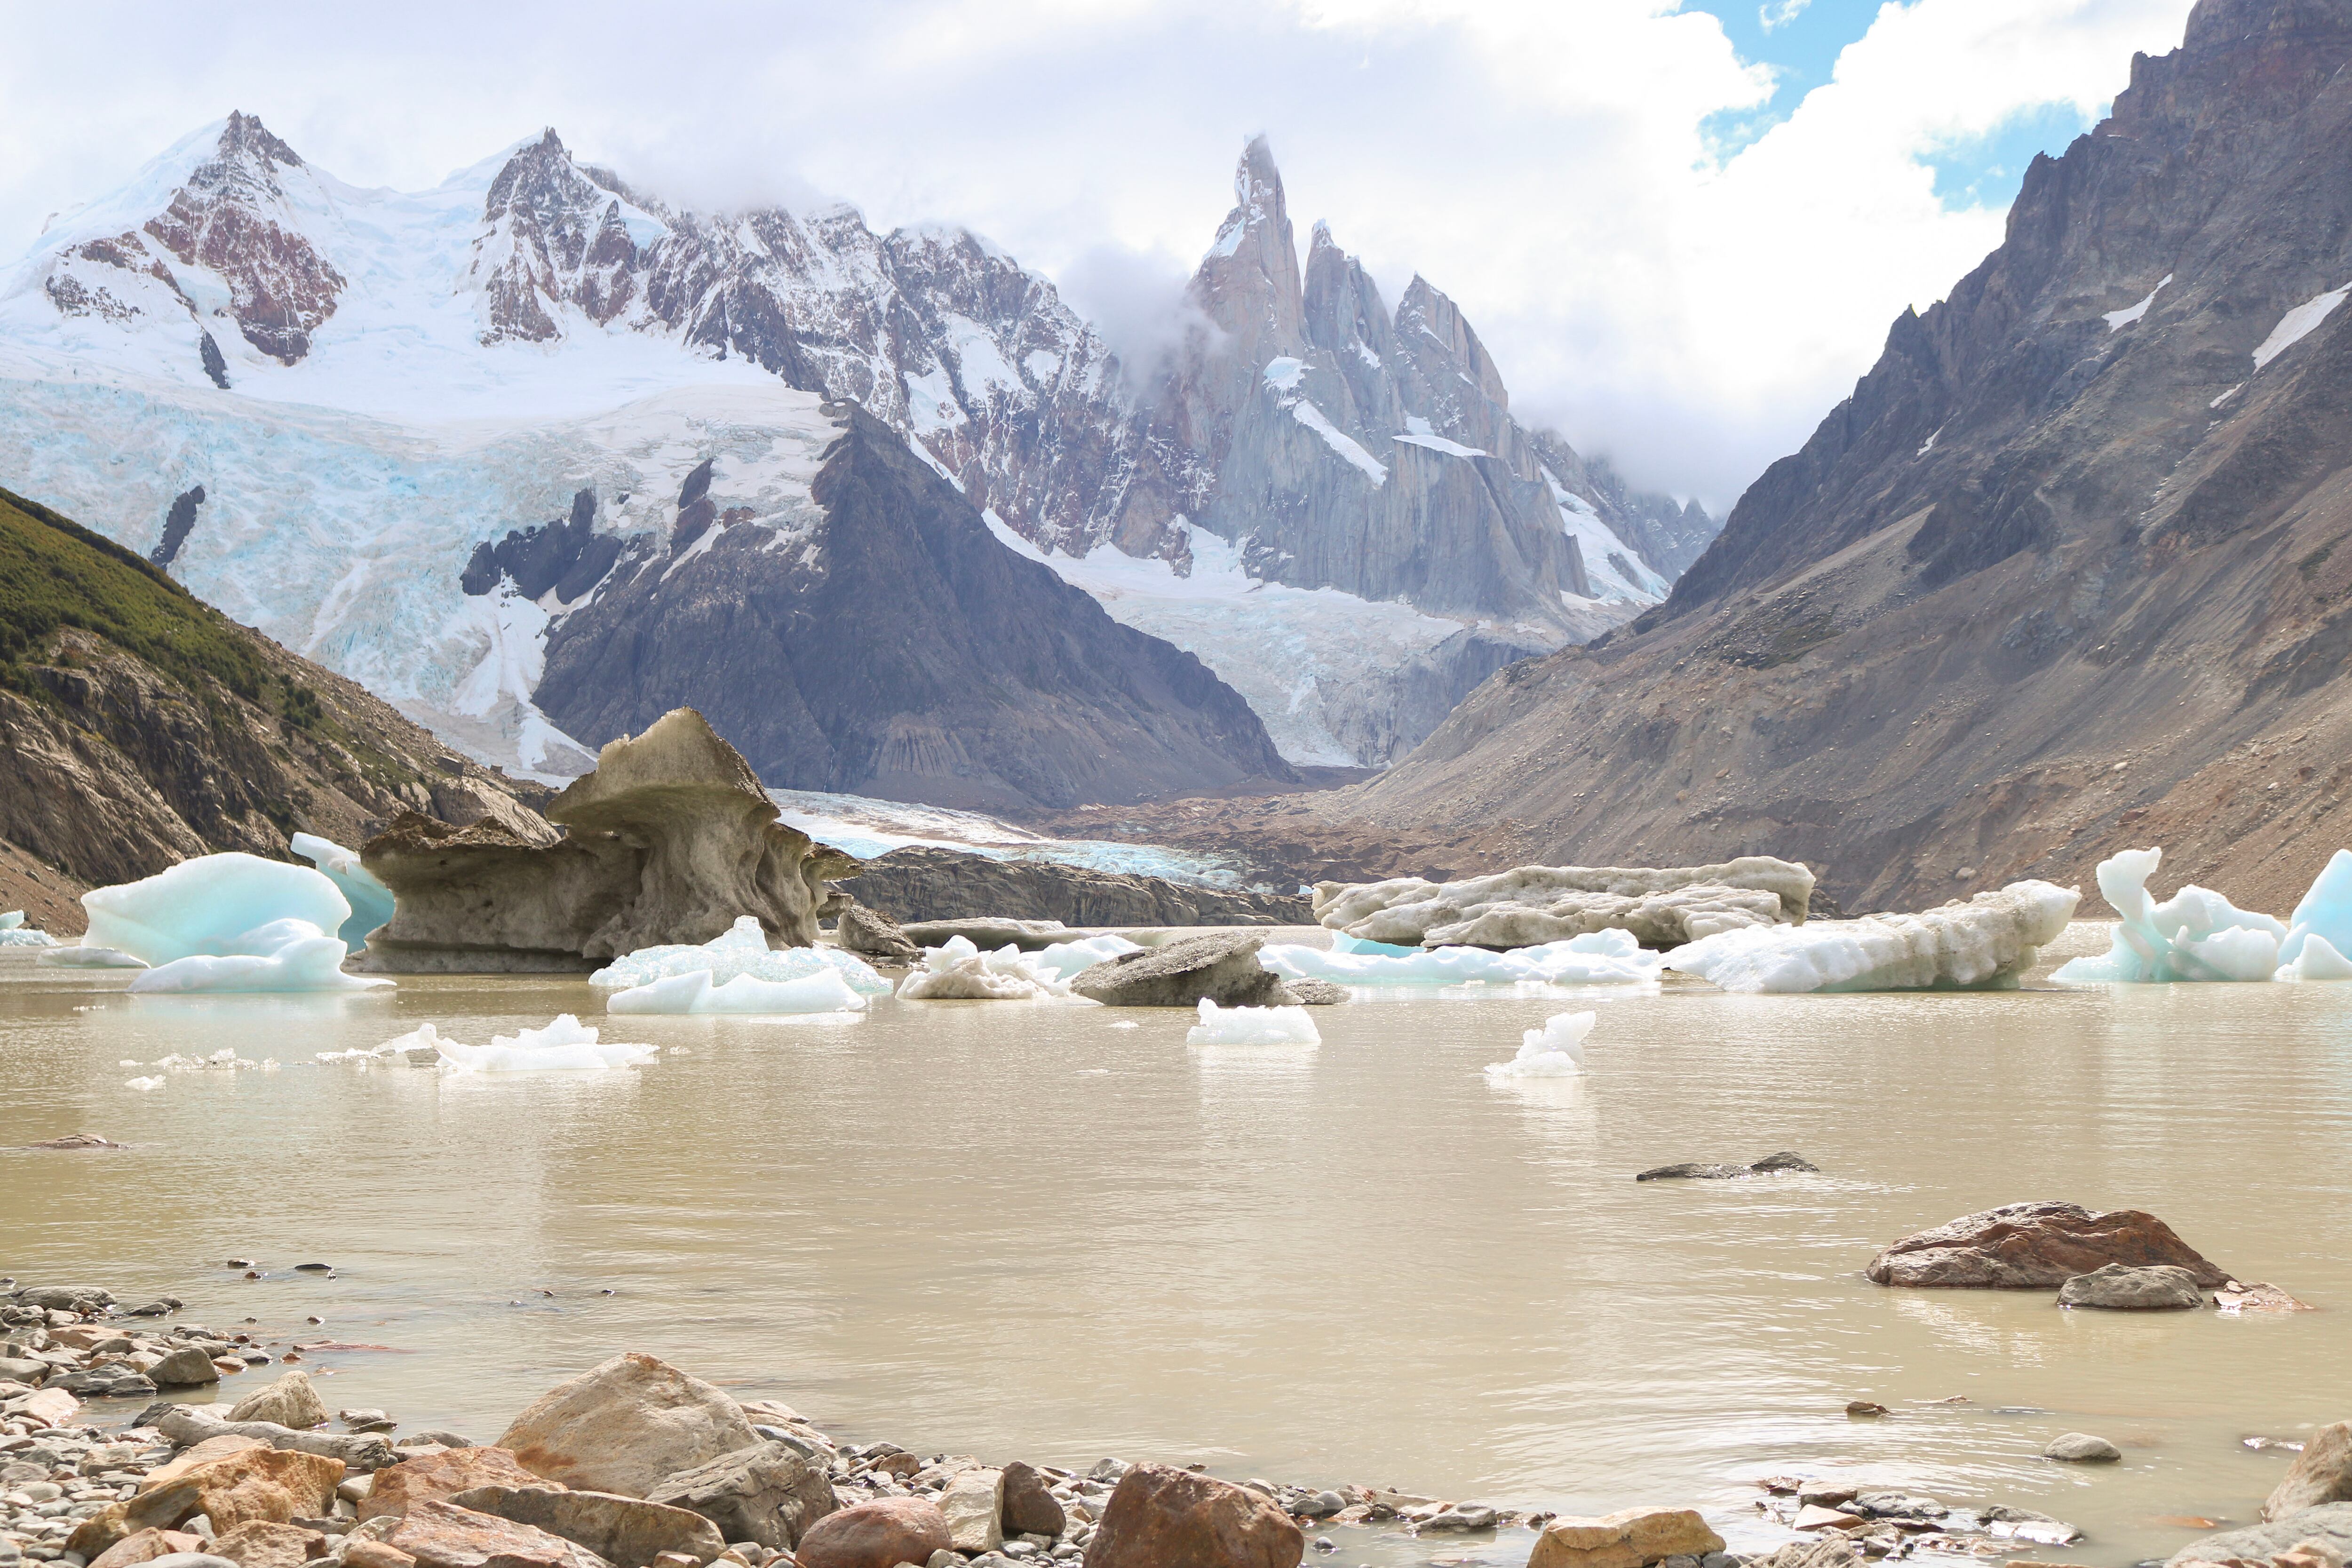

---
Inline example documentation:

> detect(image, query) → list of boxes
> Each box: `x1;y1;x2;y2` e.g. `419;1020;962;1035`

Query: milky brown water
4;923;2349;1568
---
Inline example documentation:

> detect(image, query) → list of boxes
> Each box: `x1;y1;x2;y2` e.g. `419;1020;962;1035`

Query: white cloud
1759;0;1812;31
0;0;2195;509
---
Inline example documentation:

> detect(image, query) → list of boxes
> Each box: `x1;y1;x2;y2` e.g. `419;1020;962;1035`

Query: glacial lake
3;922;2348;1568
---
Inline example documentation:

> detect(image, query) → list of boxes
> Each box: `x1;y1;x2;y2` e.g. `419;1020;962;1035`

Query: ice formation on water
2277;849;2352;981
81;853;354;966
1484;1011;1595;1079
896;936;1081;1001
131;1047;270;1072
1263;930;1662;987
607;967;868;1016
588;915;890;995
1185;998;1321;1045
290;833;397;947
1030;934;1144;980
124;1076;165;1092
434;1015;657;1073
318;1023;452;1064
39;944;147;968
1665;880;2080;994
0;912;58;948
2051;848;2288;983
128;936;391;995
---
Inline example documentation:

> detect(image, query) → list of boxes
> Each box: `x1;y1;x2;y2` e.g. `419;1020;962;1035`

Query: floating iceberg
1263;929;1662;987
435;1015;657;1073
39;944;147;968
1485;1011;1594;1078
82;853;354;966
291;833;397;947
1665;880;2079;993
608;967;868;1015
1186;997;1321;1045
318;1023;452;1063
589;915;890;995
1030;933;1144;980
0;912;57;948
127;934;391;995
896;935;1079;1000
124;1076;165;1092
2051;848;2287;983
2277;849;2352;980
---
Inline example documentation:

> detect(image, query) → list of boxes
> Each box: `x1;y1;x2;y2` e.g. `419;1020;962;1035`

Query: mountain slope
0;484;549;926
1346;0;2352;913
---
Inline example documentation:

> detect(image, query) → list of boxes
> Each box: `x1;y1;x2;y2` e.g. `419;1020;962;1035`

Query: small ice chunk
82;852;354;966
0;911;18;929
127;934;391;995
897;935;1079;1000
39;944;147;968
607;967;868;1015
2052;848;2284;983
0;910;59;947
436;1015;657;1073
1263;929;1662;987
1485;1011;1594;1078
290;833;397;947
590;915;890;995
1668;880;2079;993
2279;934;2352;981
319;1023;448;1062
1185;997;1320;1044
124;1076;166;1092
1029;933;1144;979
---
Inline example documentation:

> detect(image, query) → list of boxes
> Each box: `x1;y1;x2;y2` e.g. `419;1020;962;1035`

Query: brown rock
792;1498;953;1568
65;1504;133;1559
498;1353;760;1498
141;1436;270;1492
229;1370;328;1429
1000;1461;1066;1539
150;1347;222;1387
212;1519;330;1568
126;1447;346;1533
2265;1422;2352;1521
449;1485;727;1567
360;1448;553;1522
384;1499;613;1568
2218;1280;2314;1313
644;1441;838;1548
343;1543;419;1568
1526;1508;1724;1568
20;1386;79;1428
87;1528;205;1568
1793;1506;1863;1532
1081;1463;1303;1568
1865;1202;2228;1289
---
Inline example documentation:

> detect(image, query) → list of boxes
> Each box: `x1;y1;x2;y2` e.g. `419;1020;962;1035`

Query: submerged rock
1314;858;1813;950
360;711;857;972
2043;1433;2122;1462
1068;931;1296;1007
2056;1263;2208;1310
1637;1152;1820;1181
1866;1202;2229;1289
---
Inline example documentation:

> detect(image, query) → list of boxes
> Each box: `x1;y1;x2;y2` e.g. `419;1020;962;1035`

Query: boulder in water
1069;931;1297;1007
1867;1202;2228;1289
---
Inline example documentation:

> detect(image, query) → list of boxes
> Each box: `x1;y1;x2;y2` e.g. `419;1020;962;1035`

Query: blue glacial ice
1668;879;2079;993
0;911;58;948
434;1015;658;1073
607;967;869;1015
589;915;890;995
1030;934;1144;980
1263;929;1661;987
40;944;148;968
2051;848;2289;983
290;833;397;947
1186;997;1320;1045
2277;849;2352;981
82;853;354;966
127;936;390;995
1484;1011;1595;1079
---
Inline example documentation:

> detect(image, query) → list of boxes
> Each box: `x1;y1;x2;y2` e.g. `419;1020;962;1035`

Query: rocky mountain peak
472;128;651;343
1193;134;1306;359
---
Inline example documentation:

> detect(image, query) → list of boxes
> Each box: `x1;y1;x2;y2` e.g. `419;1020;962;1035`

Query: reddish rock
792;1497;953;1568
360;1448;551;1522
1865;1202;2228;1289
2265;1420;2352;1520
1082;1464;1303;1568
1000;1460;1066;1539
343;1542;419;1568
212;1519;331;1568
86;1528;205;1568
125;1446;345;1533
383;1498;612;1568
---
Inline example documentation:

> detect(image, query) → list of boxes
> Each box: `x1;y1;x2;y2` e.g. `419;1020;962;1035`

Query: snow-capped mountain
0;114;1708;778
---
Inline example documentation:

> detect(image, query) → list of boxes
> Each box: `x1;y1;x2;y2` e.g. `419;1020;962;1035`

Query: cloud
1759;0;1812;31
1056;243;1226;398
0;0;2196;510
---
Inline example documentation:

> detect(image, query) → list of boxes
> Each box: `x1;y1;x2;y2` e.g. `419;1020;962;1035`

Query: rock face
1867;1202;2229;1289
447;1486;726;1568
1081;1463;1303;1568
2268;1423;2352;1520
835;845;1309;928
1526;1508;1724;1568
790;1497;951;1568
360;711;858;972
643;1441;837;1549
495;1353;760;1499
1069;931;1298;1007
1314;858;1813;950
2169;1504;2352;1567
359;1449;550;1523
1338;0;2352;915
2056;1263;2209;1310
534;407;1294;810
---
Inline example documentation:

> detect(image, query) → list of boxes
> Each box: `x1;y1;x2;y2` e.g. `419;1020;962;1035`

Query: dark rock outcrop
1068;931;1298;1007
461;490;622;604
1637;1152;1820;1181
359;709;855;971
1867;1202;2229;1289
150;486;204;568
834;844;1307;927
2055;1263;2209;1310
535;407;1295;810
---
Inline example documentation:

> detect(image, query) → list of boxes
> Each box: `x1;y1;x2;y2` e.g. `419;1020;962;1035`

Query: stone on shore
450;1485;726;1568
382;1498;614;1568
498;1353;761;1497
2167;1504;2352;1567
1526;1508;1724;1568
343;1544;420;1568
644;1440;838;1548
208;1520;328;1568
834;903;919;963
18;1385;79;1428
791;1497;953;1568
360;1449;553;1522
2056;1264;2207;1310
137;1555;239;1568
1082;1463;1303;1568
229;1370;327;1429
1745;1539;1862;1568
998;1461;1064;1540
143;1438;270;1491
1866;1202;2228;1289
150;1347;223;1387
155;1407;397;1471
126;1446;345;1534
938;1469;1003;1554
1069;931;1295;1008
2267;1423;2352;1520
2043;1433;2122;1462
87;1529;207;1568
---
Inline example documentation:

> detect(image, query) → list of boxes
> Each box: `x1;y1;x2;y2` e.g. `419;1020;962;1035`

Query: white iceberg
1263;929;1662;987
2051;848;2286;983
896;935;1079;1000
589;915;890;995
1029;933;1144;980
1666;879;2080;993
607;967;868;1015
82;853;354;966
0;911;57;947
39;944;147;968
290;833;397;947
318;1023;451;1063
2276;848;2352;980
435;1015;657;1073
124;1076;166;1092
1485;1011;1594;1078
1185;997;1321;1045
127;933;390;995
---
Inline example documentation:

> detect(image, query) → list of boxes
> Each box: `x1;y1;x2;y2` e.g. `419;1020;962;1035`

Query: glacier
291;833;397;947
1664;880;2080;994
1484;1011;1595;1079
769;788;1249;888
81;853;354;966
434;1015;658;1073
1186;998;1321;1045
588;915;890;995
1261;930;1661;987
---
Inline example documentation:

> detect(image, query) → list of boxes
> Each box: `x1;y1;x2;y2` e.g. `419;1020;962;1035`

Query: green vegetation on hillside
0;485;267;703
